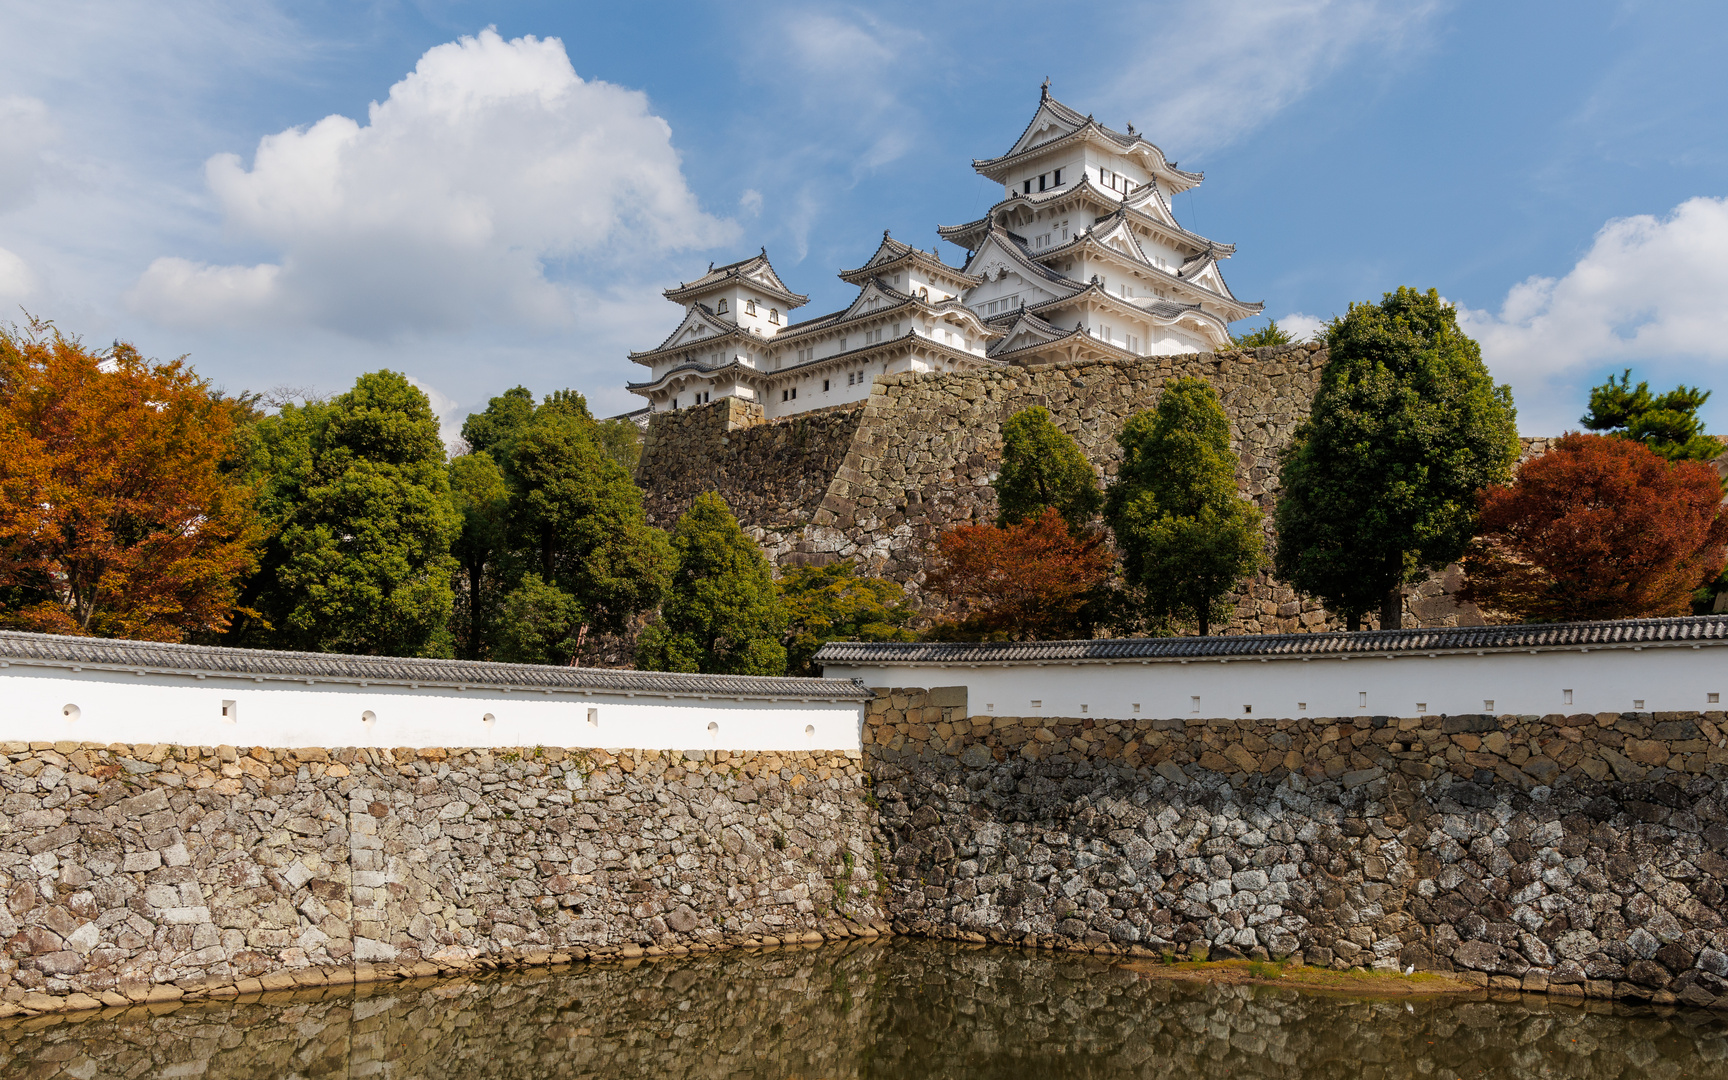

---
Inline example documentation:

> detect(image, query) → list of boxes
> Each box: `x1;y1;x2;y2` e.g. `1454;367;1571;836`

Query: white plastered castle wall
1;665;866;752
821;643;1727;723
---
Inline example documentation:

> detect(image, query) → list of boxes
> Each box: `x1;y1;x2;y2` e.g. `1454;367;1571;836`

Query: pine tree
1106;378;1264;637
1580;369;1725;463
636;492;787;675
1274;288;1519;630
994;406;1103;531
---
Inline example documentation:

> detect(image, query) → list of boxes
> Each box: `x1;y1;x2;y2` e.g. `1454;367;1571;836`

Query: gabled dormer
840;231;983;302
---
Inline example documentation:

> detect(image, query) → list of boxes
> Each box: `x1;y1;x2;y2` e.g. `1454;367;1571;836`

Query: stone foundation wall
636;345;1497;635
868;688;1728;1009
0;740;887;1017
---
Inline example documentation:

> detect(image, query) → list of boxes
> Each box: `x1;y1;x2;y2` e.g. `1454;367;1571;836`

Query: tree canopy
926;506;1113;641
1461;433;1728;622
0;322;261;640
993;406;1102;531
241;370;459;656
1273;287;1519;630
1106;378;1264;637
1232;319;1295;348
779;560;914;676
636;492;786;675
1580;370;1725;464
448;450;511;660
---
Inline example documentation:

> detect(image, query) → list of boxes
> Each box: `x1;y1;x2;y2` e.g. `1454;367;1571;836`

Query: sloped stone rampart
868;688;1728;1009
0;741;886;1017
636;345;1495;634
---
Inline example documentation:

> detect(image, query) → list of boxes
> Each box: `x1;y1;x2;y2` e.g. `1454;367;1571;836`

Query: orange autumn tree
925;507;1114;640
1460;433;1728;622
0;322;262;640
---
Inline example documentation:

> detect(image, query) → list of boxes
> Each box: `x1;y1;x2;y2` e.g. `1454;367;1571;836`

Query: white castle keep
627;86;1262;418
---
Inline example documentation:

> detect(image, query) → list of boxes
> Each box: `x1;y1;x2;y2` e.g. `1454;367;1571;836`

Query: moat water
4;941;1728;1078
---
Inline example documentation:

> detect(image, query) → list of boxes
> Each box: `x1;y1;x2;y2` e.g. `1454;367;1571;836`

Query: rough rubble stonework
867;689;1728;1009
8;688;1728;1018
636;342;1498;635
0;741;884;1016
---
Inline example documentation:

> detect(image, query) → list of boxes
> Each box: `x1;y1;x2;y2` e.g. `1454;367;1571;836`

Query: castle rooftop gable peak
973;88;1203;192
663;249;809;308
839;231;983;288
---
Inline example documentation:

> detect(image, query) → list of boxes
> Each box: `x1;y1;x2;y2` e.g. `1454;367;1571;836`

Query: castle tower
940;84;1261;363
626;86;1260;417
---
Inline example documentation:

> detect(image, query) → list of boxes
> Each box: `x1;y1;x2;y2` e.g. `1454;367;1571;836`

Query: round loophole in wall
805;724;815;737
62;703;80;722
361;710;377;725
482;712;496;725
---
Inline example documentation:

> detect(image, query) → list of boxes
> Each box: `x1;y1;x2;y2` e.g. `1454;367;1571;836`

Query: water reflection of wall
4;944;1726;1078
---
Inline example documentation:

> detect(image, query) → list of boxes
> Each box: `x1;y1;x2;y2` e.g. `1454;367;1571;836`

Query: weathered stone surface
866;688;1728;1010
635;344;1508;638
0;742;881;1009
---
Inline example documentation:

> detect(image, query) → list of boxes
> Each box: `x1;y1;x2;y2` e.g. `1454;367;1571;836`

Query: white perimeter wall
822;644;1728;722
0;666;864;752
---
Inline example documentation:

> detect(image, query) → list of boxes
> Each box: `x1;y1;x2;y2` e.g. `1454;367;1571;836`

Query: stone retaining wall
868;688;1728;1009
0;740;887;1018
636;344;1496;635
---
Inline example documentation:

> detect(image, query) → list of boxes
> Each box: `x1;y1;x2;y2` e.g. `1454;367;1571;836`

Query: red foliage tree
925;507;1114;640
0;323;262;640
1460;433;1728;622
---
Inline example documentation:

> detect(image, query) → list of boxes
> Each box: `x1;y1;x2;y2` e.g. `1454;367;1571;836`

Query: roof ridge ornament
1041;77;1050;99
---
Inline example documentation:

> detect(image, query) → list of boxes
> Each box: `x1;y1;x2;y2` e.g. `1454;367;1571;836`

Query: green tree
460;385;536;460
508;402;670;649
242;371;459;656
595;417;644;475
636;492;786;675
1274;287;1519;630
493;573;584;665
1106;378;1265;637
994;406;1102;531
779;560;914;675
1580;369;1725;463
1232;319;1294;348
449;451;511;660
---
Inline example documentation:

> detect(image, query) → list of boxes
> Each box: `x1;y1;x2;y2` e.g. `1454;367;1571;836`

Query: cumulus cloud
0;96;57;213
1457;196;1728;431
1107;0;1445;156
128;29;737;337
1274;312;1328;342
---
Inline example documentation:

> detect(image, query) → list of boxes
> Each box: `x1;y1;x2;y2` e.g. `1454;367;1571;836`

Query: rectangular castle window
1359;692;1367;708
1634;699;1645;710
1297;702;1307;713
1030;700;1042;709
1564;689;1573;705
1190;696;1200;713
1417;703;1427;713
221;700;236;722
1484;699;1494;712
823;380;830;392
1132;703;1141;714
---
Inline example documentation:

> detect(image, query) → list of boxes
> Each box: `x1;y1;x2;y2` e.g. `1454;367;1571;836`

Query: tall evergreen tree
1274;288;1519;630
993;406;1103;531
506;401;670;652
636;492;787;675
1106;378;1265;637
448;450;510;660
243;370;459;656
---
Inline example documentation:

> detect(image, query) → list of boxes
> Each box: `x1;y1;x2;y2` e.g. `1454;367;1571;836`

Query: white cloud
1275;312;1328;342
1106;0;1445;156
404;374;464;449
1457;196;1728;432
0;246;35;301
128;29;737;338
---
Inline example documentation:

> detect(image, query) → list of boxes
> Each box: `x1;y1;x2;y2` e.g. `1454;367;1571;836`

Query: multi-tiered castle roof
627;86;1260;419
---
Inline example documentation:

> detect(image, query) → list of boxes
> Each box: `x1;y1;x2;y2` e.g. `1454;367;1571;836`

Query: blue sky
2;0;1726;438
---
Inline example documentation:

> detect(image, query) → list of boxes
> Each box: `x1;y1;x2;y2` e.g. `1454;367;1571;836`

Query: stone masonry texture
867;689;1728;1010
635;343;1495;635
9;687;1728;1019
0;740;884;1017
